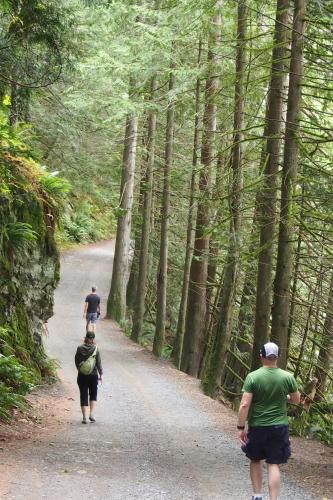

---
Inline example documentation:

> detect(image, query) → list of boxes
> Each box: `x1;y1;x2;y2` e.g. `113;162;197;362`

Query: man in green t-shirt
237;342;300;500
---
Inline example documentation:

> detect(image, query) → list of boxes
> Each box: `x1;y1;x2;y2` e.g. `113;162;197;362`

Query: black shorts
77;373;98;406
241;425;291;464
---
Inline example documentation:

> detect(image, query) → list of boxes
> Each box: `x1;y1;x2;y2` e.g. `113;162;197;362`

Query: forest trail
0;242;318;499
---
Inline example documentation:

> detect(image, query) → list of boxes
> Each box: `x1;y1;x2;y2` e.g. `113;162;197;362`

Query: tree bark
131;77;157;342
315;272;333;397
126;137;146;312
107;111;138;322
173;40;202;369
271;0;307;368
153;67;175;357
251;0;291;370
180;2;222;377
10;85;30;125
203;0;247;395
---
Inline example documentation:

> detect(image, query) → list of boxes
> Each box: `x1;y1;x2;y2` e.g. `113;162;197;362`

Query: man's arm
237;392;253;444
288;391;301;404
83;300;88;317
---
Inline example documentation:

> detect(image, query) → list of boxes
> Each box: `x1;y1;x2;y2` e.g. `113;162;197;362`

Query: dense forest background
0;0;332;444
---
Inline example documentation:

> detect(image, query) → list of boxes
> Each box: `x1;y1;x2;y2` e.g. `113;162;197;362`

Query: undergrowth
0;355;36;422
0;327;58;422
289;409;333;446
58;203;115;245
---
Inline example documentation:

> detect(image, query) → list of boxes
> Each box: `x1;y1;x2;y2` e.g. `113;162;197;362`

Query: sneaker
82;418;87;424
89;416;96;422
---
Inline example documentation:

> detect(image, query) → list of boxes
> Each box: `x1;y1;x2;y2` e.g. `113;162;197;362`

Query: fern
39;174;70;203
0;383;28;422
2;221;37;250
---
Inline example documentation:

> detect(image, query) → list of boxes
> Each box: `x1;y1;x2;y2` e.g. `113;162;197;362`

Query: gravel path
2;241;315;500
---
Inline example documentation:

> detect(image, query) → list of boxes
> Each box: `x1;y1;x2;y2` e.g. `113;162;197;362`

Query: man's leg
267;463;280;500
250;460;263;494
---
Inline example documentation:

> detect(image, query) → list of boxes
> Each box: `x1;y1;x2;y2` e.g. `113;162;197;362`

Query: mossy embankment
0;112;68;421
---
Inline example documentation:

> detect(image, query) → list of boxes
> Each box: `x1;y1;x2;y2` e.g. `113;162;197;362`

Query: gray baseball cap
260;342;279;358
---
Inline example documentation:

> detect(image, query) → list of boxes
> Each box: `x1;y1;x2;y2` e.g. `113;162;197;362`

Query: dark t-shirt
85;293;100;313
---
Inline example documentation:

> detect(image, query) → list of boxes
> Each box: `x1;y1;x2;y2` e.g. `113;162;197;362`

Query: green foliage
0;352;41;422
39;174;70;210
0;0;74;88
0;323;58;422
139;322;155;348
0;110;62;421
62;212;92;242
60;203;114;243
33;350;59;382
119;318;132;337
0;355;36;394
1;222;37;253
290;410;333;446
160;344;173;360
0;383;27;422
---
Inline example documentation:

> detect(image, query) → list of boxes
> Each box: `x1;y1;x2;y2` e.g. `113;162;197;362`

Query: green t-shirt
242;367;298;426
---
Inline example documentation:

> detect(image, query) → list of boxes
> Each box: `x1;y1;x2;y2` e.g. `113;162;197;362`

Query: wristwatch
237;425;245;430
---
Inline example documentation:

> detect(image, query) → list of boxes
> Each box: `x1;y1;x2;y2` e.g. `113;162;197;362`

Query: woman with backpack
75;331;103;424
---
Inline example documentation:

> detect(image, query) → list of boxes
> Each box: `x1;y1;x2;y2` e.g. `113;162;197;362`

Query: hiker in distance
75;331;103;424
237;342;300;500
83;285;100;332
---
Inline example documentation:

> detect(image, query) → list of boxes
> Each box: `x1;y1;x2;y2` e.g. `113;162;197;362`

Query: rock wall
0;152;60;377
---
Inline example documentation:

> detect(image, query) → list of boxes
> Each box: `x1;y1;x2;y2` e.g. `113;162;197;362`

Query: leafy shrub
33;350;59;382
119;318;132;337
62;212;92;242
0;383;27;422
140;322;155;348
39;174;70;218
161;344;173;360
0;355;36;394
39;174;70;203
0;354;37;422
60;205;115;244
289;410;333;446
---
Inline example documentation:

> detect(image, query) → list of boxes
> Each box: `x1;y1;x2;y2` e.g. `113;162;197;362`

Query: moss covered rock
0;112;68;418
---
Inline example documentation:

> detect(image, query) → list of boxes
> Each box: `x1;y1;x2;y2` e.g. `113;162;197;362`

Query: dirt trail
0;241;330;499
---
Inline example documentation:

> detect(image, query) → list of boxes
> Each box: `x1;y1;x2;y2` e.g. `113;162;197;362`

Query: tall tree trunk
287;181;305;352
251;0;291;370
294;276;321;379
107;111;138;322
222;146;270;392
315;272;333;397
202;148;225;363
10;84;30;125
153;67;175;357
10;84;19;126
271;0;307;368
131;77;157;342
180;2;222;377
126;138;146;312
173;41;202;368
203;0;247;395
